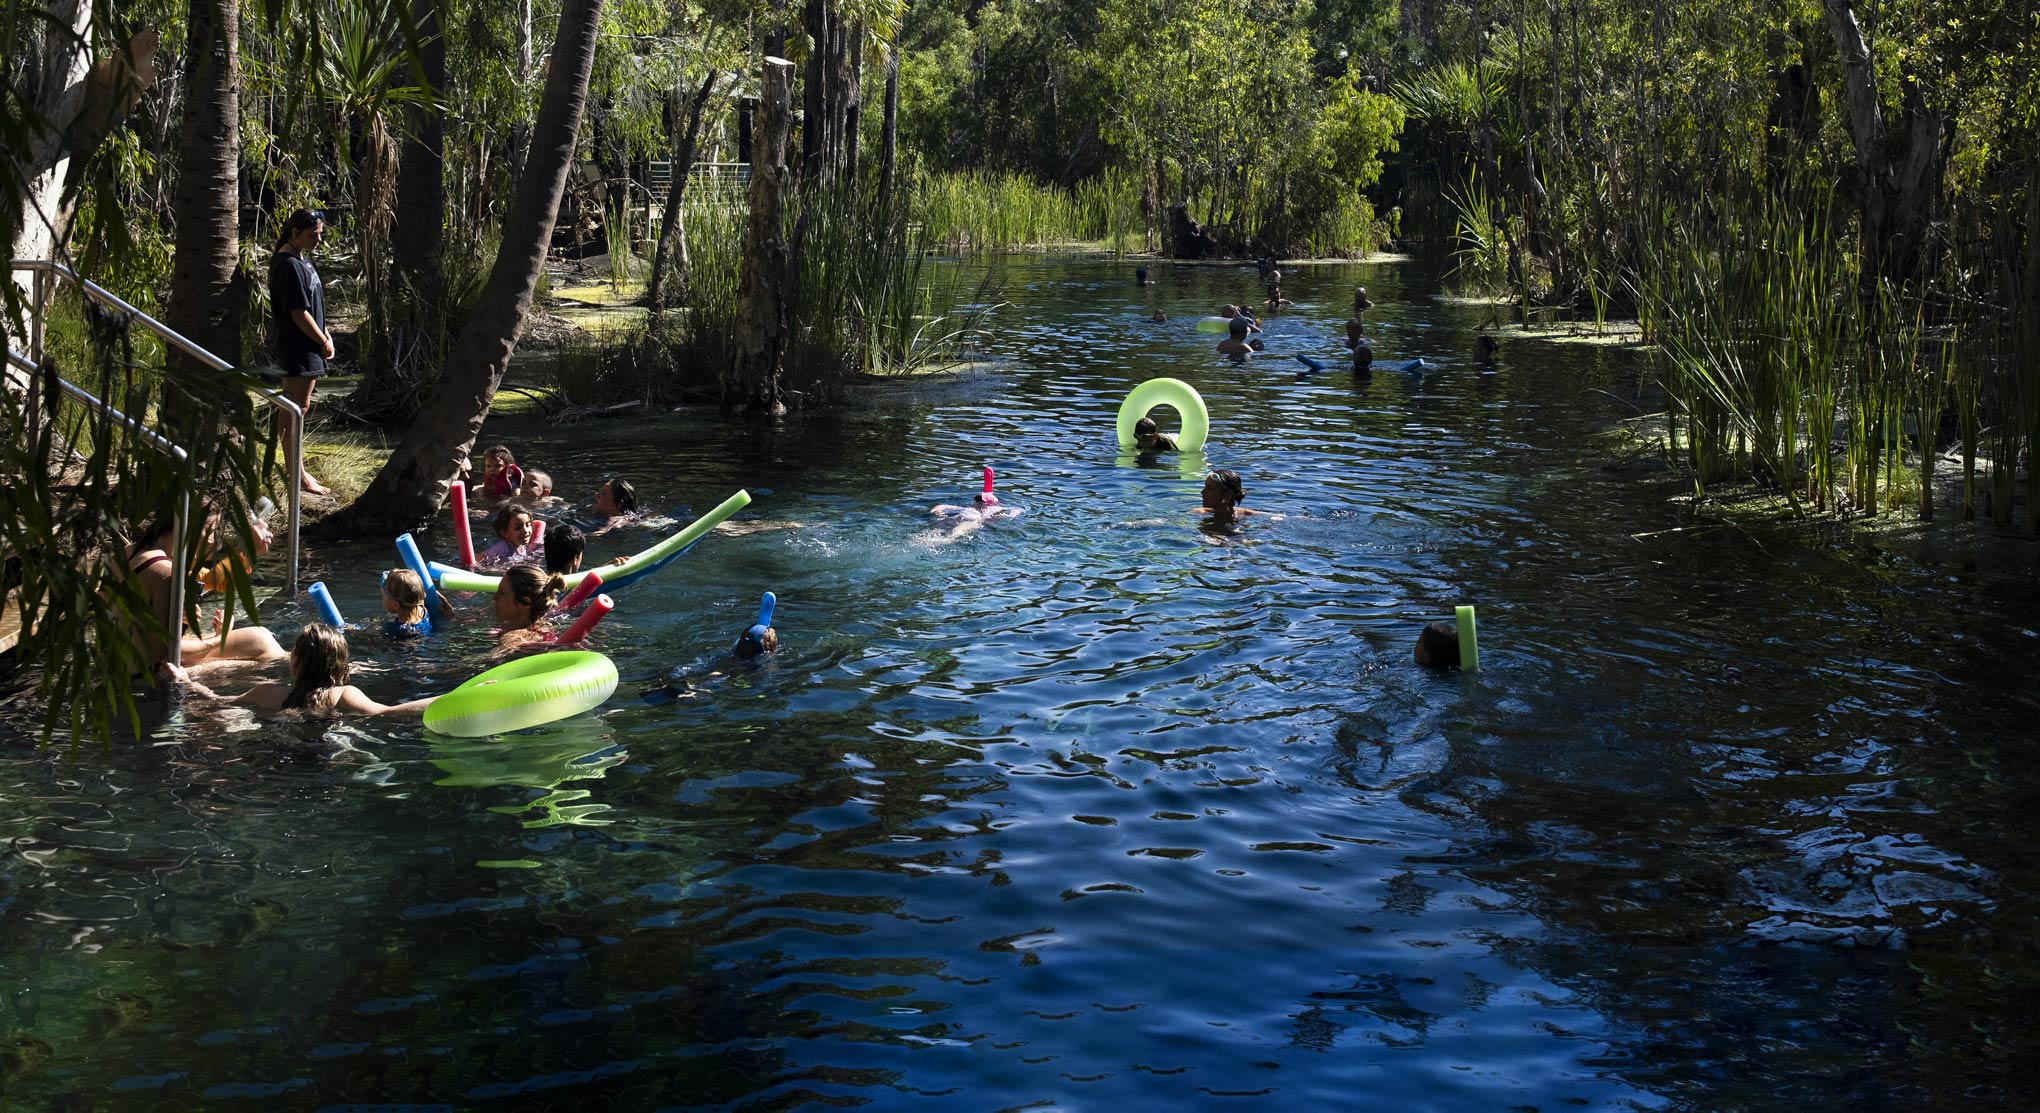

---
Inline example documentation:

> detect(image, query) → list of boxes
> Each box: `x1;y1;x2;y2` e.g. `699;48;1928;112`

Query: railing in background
3;345;193;665
10;260;303;600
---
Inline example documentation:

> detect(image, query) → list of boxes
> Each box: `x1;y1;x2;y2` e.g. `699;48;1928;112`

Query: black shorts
265;352;326;384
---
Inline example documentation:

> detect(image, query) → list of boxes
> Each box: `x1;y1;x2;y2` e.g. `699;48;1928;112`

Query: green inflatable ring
1117;377;1210;452
1194;316;1232;333
423;650;619;737
438;488;751;594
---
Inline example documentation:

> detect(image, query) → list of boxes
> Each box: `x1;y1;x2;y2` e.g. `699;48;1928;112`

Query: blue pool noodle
306;581;344;628
1295;354;1329;372
395;533;445;612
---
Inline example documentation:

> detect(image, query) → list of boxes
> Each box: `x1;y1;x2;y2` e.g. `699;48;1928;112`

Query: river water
3;256;2037;1109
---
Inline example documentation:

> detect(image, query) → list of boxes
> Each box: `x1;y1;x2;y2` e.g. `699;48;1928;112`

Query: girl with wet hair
592;477;640;535
489;566;563;644
157;623;438;715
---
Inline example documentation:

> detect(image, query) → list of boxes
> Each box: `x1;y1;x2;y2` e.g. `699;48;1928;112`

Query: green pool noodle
1456;605;1479;671
437;488;752;594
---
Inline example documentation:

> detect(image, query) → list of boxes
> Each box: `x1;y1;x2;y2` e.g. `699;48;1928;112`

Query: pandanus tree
321;0;608;533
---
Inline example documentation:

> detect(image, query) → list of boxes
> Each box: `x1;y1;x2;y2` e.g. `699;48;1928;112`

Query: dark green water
3;257;2037;1110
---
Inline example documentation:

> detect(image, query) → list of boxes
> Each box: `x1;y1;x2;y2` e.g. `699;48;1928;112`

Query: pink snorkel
976;464;999;506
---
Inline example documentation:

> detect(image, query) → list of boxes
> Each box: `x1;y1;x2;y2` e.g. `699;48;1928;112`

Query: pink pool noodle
530;519;546;549
979;464;999;505
560;569;604;611
559;593;613;643
450;482;476;568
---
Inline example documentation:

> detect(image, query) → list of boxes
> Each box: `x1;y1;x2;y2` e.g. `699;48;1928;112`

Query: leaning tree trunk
162;0;243;439
644;69;719;319
725;56;794;416
319;0;607;534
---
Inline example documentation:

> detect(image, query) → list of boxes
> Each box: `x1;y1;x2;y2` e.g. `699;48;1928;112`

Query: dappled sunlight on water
3;257;2037;1108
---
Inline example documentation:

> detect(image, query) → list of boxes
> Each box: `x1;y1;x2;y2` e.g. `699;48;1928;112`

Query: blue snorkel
737;591;777;658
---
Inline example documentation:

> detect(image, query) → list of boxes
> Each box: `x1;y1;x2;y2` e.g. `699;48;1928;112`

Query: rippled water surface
5;257;2039;1109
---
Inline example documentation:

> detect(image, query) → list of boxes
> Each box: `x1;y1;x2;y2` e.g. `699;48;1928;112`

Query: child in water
125;502;288;670
478;505;536;567
516;469;558;507
926;469;1024;546
380;569;432;638
495;565;565;649
1414;621;1460;668
158;623;438;716
1135;416;1179;453
1265;285;1291;310
1198;469;1280;525
471;444;523;500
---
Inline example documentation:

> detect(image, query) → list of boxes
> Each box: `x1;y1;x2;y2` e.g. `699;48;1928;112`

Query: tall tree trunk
877;42;899;213
843;21;863;183
321;0;607;534
391;0;448;306
644;70;718;319
801;0;827;177
727;56;794;416
163;0;243;386
1822;0;1949;285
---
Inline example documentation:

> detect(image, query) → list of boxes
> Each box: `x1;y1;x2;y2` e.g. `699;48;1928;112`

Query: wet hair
1135;417;1158;437
522;469;552;495
603;477;638;514
1227;316;1250;337
1414;621;1460;669
501;565;565;625
543;523;587;575
1353;340;1375;371
1203;468;1245;508
274;207;325;248
1474;334;1497;360
492;504;533;540
282;623;350;709
482;444;516;469
383;568;424;609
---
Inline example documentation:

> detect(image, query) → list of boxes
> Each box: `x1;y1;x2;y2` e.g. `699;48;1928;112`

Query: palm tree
162;0;244;382
321;0;608;533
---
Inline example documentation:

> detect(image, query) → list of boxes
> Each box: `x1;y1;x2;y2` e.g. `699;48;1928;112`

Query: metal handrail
5;346;193;666
11;259;302;596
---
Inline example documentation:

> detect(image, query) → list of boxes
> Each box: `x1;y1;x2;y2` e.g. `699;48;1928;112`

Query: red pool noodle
559;593;613;643
450;482;476;568
530;519;546;550
560;569;603;610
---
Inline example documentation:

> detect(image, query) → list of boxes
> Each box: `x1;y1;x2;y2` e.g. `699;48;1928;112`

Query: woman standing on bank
269;208;333;495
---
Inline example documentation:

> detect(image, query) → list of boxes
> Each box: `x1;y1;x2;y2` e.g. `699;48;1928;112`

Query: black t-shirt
268;251;325;375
